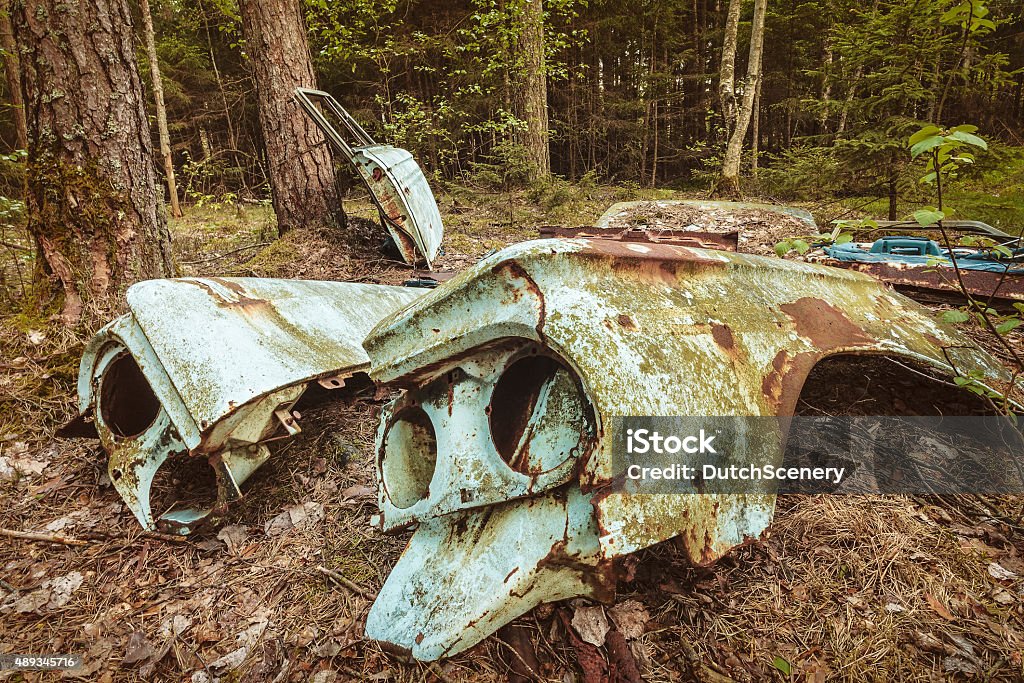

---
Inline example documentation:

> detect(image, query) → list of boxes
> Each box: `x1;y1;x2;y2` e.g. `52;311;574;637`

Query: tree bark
139;0;181;218
238;0;340;234
712;0;767;199
717;0;742;130
0;1;25;149
514;0;550;179
12;0;174;325
751;72;761;176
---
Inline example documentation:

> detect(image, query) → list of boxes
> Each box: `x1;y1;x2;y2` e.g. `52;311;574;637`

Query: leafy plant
907;122;1022;412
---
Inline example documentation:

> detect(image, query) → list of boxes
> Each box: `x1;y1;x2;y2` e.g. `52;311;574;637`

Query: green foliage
909;124;988;194
772;656;792;676
468;140;535;190
941;1;997;34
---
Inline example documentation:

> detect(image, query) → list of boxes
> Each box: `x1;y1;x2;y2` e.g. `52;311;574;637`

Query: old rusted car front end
361;235;1016;660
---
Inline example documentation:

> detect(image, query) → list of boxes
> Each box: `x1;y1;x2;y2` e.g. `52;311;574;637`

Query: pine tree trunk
139;0;182;218
12;0;175;325
712;0;767;199
238;0;340;234
514;0;550;180
0;2;25;150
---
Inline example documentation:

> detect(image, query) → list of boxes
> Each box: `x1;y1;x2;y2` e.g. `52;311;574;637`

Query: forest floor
2;184;1024;682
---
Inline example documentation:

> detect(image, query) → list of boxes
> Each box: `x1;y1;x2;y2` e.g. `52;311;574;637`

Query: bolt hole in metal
382;407;438;509
489;353;592;475
99;354;160;439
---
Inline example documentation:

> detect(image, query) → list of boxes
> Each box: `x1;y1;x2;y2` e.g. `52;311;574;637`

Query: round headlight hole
381;407;437;509
489;354;591;474
99;354;160;439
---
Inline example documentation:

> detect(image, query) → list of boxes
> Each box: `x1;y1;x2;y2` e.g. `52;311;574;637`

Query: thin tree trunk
718;0;742;129
0;1;25;149
514;0;550;179
836;65;862;135
712;0;767;199
751;73;761;176
12;0;174;325
820;42;833;133
200;0;241;182
139;0;181;218
238;0;340;234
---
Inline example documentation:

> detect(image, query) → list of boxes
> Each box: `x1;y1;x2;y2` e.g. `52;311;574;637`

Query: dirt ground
2;191;1024;682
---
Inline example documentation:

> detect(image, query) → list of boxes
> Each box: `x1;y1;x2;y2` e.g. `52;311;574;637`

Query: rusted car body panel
595;199;818;230
822;259;1024;303
74;278;423;533
832;219;1015;240
539;225;739;251
362;237;1016;660
294;88;443;267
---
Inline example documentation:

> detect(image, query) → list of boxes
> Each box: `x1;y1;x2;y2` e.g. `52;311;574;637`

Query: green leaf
993;245;1013;258
947;130;988;149
834;233;854;245
953;375;971;386
1013;303;1024;315
910;136;944;158
996;318;1022;334
772;657;792;676
941;310;970;323
949;124;979;134
775;241;790;257
919;172;937;184
908;125;942;146
792;239;810;255
913;209;945;227
940;4;967;23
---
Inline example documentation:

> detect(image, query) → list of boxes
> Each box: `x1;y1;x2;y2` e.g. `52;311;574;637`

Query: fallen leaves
217;524;249;553
925;592;956;621
608;600;649;640
209;646;247;673
0;446;49;482
264;501;325;537
988;562;1018;582
122;631;155;666
3;570;85;614
571;604;610;647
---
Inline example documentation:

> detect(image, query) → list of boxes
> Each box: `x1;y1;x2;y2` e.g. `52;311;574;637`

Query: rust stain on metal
711;323;735;352
539;225;738;252
826;260;1024;303
779;297;875;349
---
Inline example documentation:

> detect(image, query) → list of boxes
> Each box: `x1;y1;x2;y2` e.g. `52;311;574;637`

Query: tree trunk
751;73;761;176
819;42;833;133
514;0;550;180
238;0;340;234
717;0;742;130
12;0;174;325
139;0;181;218
0;1;25;149
712;0;767;199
